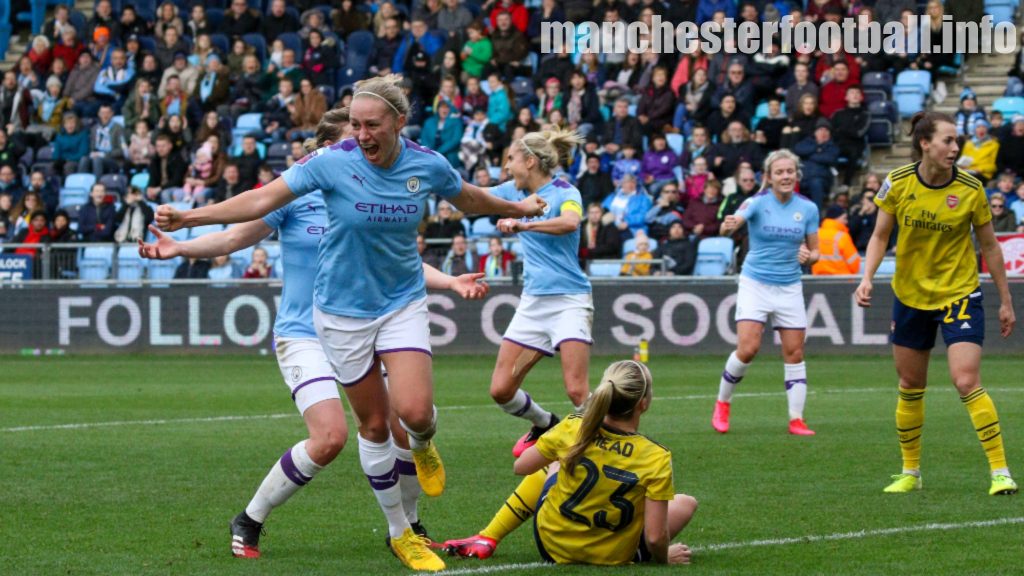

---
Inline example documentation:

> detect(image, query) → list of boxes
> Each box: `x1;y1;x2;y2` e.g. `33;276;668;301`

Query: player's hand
497;218;523;233
137;225;182;259
518;194;547;217
998;300;1015;338
450;272;490;300
667;543;691;565
855;279;873;307
721;215;739;234
797;243;811;264
155;204;185;231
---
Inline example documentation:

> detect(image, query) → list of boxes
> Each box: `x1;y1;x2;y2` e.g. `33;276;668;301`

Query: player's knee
736;345;758;363
952;376;979;397
566;386;589;408
308;426;347;463
783;348;804;364
357;417;390;443
490;381;516;404
399;406;434;433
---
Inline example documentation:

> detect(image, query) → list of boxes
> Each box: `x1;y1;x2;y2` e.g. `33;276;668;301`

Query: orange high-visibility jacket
812;218;861;275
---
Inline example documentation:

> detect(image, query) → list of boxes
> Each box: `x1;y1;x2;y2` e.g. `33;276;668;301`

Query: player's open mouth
362;144;380;158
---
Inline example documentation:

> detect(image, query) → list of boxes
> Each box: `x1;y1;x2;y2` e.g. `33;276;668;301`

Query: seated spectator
244;246;272;278
442;234;474;275
719;166;758;219
621;233;654;276
286;139;306;168
989;193;1018;233
65;51;101;118
712;62;755;119
371;17;403;75
261;78;296;141
263;0;300;42
93;48;134;108
754;97;788;151
0;192;12;240
602;174;653;237
812;204;861;275
49;208;78;277
155;1;184;38
987;172;1016;200
711;122;765;181
53;112;90;176
577;154;614;208
656;221;696;276
645;183;685;242
175;257;212;278
159;53;200;99
113;187;154;243
230;55;265;117
641;134;678;196
147;134;188;201
303;30;339;88
997;115;1024;176
705;94;750;145
78;184;116;242
611;144;642;187
423;200;465;257
459;107;501;173
53;28;85;72
12;211;50;276
254;164;276;188
959;120;999;182
818;61;855;119
213;162;247;203
0;165;24;202
849;189;878;253
158;113;193;155
536;78;563;124
25;171;59;219
193;56;231;118
0;69;32;132
9;191;45;238
234;135;262;189
119;6;150;44
460;22;492;81
831;85;870;186
189;34;218;68
226;38;252;78
684;156;713;204
333;0;370;38
43;4;74;46
80;104;127;177
298;9;331;43
224;0;262;39
679;67;713;131
781;93;821;149
122;78;160;130
479;237;515;278
28;36;53;77
601;98;644;156
288;78;328;140
637;66;676;136
490;11;530;80
682;179;723;240
794;118;840;207
954;89;988;138
89;0;121;53
420;101;463;168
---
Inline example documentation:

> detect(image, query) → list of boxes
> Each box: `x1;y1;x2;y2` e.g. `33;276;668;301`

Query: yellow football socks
896;388;926;472
479;468;548;542
962;387;1008;472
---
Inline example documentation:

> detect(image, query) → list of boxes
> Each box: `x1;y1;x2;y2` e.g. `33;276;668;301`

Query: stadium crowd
0;0;1021;280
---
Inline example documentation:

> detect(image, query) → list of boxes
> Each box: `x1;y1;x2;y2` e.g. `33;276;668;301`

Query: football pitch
3;354;1022;575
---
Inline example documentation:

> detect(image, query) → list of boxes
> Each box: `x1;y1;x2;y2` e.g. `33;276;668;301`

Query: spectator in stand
420;100;463;168
959;119;999;182
794;118;840;208
188;34;217;68
372;18;403;75
88;0;121;46
159;53;200;99
601;98;644;157
0;69;32;132
562;71;602;138
611;143;641;186
175;257;212;278
713;62;756;120
32;76;71;137
697;0;737;24
303;30;339;88
213;162;247;203
263;0;300;42
28;36;52;77
462;76;489;119
488;0;529;32
16;54;41;92
641;134;679;196
536;77;563;124
113;186;154;243
154;1;184;38
155;26;189;71
122;78;160;130
479;237;515;278
26;171;58;219
298;9;331;43
705;94;749;144
119;6;150;44
645;183;685;242
831;85;870;186
127;120;155;174
621;233;654;277
442;234;475;275
8;191;46;238
0;130;24;175
996;115;1024;176
438;0;474;42
49;208;78;277
784;62;818;118
43;5;74;46
718;166;758;220
244;246;272;278
711;121;765;181
80;104;127;178
186;4;210;38
178;143;217;205
490;11;530;80
579;202;622;264
459;107;501;172
656;221;696;276
0;165;24;203
1010;184;1024;229
93;48;134;109
261;77;296;141
12;210;50;276
603;174;652;238
287;78;327;140
754;97;787;151
683;155;712;203
818;61;855;119
53;28;85;71
780;93;821;149
849;189;879;253
989;193;1018;233
333;0;370;38
637;66;676;136
682;179;723;241
0;192;12;240
91;25;114;71
78;184;116;242
234;135;262;189
192;55;231;119
224;0;262;39
52;112;89;176
393;19;442;75
146;134;188;201
229;55;264;117
423;200;466;261
577;154;614;208
812;204;861;275
534;42;575;90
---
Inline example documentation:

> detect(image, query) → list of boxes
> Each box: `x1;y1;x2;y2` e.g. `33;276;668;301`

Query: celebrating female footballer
468;128;594;457
154;75;545;571
139;109;490;563
712;149;820;436
855;111;1017;496
445;360;697;564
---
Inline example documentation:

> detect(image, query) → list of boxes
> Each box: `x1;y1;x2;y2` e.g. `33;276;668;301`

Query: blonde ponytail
563;360;652;473
517;127;584;175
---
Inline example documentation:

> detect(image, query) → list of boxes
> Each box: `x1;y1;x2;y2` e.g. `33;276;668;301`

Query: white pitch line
419;517;1024;575
6;386;1022;433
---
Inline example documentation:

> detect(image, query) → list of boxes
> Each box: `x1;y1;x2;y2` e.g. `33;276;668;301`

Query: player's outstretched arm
450;180;547;219
423;264;490;299
497;209;581;236
976;221;1016;337
138;222;274;260
512;445;553;476
720;214;746;236
855;210;896;307
155;178;297;231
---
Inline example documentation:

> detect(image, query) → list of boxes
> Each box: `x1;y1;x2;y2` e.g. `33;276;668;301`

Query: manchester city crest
793;212;803;222
291;366;303;382
407;177;421;193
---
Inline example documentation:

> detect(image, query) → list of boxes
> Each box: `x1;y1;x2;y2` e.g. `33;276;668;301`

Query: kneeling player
444;360;697;565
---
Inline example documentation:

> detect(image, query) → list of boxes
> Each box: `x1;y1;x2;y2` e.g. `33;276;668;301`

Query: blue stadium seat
278;32;303;56
60;188;89;208
242;33;267;64
146;258;180;281
868;100;898;146
894;70;931;118
207;9;225;31
65;173;96;191
234;113;263;140
208;264;235;281
116;246;144;281
209;33;229;56
130;172;149;191
471;218;497;238
137;35;157;54
99;173;128;196
231;245;256;275
992;96;1024;117
876;257;897;275
694;237;734;276
588;261;622;277
985;0;1017;25
79;246;115;281
666;133;684;156
862;71;893;105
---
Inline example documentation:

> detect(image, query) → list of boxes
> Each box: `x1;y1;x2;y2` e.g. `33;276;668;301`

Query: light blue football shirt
736;189;819;286
261;191;326;339
282;138;462;318
491;178;591;296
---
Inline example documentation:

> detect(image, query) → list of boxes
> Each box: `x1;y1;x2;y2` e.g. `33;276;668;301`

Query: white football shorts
313;297;431;386
275;337;340;415
504;293;594;356
734;275;807;330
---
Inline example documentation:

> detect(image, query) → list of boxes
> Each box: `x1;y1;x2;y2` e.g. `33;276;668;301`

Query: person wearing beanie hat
954;87;988;137
813;204;860;275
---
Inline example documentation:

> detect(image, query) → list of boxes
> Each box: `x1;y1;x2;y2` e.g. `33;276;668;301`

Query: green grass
2;354;1022;575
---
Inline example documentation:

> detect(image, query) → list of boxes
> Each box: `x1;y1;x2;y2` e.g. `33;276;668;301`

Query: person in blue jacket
602;174;653;238
696;0;738;25
392;19;442;75
793;118;840;207
52;112;90;176
419;100;464;168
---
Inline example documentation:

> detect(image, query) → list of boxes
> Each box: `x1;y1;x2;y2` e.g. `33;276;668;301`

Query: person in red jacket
488;0;529;33
682;179;723;240
818;61;855;119
478;236;516;277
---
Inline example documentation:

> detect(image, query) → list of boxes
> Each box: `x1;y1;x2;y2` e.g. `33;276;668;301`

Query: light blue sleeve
736;194;759;223
262;202;288;230
281;149;329;198
435;159;463;200
805;203;820;235
490;181;521;202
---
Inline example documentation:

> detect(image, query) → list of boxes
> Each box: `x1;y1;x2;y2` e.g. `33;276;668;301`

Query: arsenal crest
946;194;959;209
